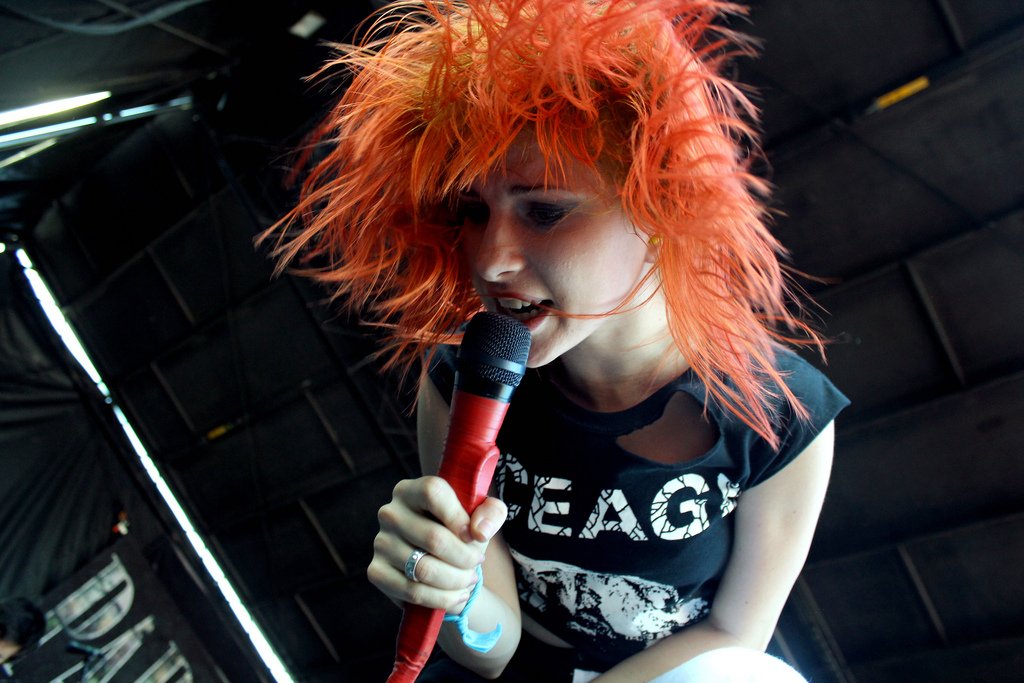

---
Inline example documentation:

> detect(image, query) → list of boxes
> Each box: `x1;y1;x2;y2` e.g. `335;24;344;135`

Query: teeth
496;297;545;321
497;297;531;311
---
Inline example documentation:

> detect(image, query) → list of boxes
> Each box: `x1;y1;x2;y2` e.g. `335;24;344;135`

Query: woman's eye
525;203;572;229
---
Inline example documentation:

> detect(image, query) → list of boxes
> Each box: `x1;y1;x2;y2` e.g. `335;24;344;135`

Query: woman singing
264;1;849;680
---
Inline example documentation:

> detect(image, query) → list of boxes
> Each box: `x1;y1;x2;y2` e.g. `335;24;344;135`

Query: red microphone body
387;312;531;683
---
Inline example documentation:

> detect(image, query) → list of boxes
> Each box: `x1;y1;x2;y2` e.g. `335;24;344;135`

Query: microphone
66;640;103;658
387;312;531;683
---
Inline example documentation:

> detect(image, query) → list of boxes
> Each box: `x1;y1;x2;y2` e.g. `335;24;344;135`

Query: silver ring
404;548;428;582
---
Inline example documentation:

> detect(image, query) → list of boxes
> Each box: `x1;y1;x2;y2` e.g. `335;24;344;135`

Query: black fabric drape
0;251;161;599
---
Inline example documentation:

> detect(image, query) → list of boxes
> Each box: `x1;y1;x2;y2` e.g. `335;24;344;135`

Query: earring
648;234;662;247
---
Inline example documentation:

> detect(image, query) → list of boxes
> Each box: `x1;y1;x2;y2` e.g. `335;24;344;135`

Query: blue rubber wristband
443;565;502;653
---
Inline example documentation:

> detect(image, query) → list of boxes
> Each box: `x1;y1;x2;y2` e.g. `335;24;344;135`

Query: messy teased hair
262;0;824;448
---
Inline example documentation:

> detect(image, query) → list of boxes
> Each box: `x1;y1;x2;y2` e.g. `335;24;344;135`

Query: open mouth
496;297;551;321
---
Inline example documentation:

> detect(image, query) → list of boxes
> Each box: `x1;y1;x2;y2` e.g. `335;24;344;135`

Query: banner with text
4;536;223;682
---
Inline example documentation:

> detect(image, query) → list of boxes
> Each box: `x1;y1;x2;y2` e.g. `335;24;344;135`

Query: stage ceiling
1;1;1023;681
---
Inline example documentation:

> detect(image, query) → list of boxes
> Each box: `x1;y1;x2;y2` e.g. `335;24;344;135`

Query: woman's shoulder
770;345;850;419
722;346;848;486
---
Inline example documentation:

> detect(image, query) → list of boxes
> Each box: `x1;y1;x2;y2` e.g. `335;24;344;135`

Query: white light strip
119;96;193;120
0;91;111;128
118;103;161;118
0;117;97;146
0;138;58;170
112;406;295;683
14;248;296;683
16;249;109;396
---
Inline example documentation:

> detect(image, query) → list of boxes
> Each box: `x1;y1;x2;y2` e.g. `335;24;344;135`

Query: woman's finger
469;496;508;543
399;476;471;533
366;552;475;612
386;477;487;568
373;531;480;591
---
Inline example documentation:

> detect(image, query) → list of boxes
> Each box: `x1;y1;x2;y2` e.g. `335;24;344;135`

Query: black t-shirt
428;345;849;672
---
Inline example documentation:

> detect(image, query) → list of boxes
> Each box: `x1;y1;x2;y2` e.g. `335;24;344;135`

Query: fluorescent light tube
0;91;111;129
0;117;97;147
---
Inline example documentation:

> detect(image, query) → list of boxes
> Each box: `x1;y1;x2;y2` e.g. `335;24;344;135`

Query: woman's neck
545;348;688;412
545;300;689;412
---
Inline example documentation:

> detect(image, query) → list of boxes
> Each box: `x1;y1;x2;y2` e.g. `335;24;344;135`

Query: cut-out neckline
531;368;722;465
616;391;719;465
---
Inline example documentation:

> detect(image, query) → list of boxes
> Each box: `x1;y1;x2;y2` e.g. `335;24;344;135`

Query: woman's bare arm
593;421;836;682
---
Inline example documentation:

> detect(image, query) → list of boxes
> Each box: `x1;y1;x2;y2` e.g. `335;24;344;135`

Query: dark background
1;1;1022;681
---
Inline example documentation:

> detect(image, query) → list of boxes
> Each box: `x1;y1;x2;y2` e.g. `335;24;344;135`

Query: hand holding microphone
380;312;531;683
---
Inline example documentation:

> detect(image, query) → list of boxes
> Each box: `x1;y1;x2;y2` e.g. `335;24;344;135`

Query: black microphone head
456;312;531;400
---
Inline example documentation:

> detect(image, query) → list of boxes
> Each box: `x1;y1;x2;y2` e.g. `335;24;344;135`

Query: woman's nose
467;210;526;282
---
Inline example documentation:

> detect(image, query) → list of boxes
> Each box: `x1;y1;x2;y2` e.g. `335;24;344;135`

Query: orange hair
261;0;824;449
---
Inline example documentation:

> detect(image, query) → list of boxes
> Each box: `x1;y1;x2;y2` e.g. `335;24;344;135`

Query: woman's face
458;136;658;368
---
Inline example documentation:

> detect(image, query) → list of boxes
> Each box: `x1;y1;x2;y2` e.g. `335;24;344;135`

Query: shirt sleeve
746;348;850;488
426;344;458;405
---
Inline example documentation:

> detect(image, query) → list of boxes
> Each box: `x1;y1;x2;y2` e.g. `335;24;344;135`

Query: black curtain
0;250;266;681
